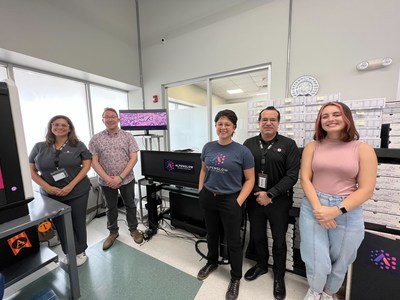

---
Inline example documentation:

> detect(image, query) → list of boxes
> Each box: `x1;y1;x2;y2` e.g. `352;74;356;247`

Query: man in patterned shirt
89;107;143;250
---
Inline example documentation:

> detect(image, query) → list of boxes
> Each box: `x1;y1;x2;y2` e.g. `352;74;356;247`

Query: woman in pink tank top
299;102;377;300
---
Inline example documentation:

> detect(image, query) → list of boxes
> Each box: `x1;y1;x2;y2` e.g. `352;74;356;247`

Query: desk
0;192;80;299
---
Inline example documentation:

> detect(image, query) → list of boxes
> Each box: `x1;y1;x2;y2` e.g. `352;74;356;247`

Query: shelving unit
0;193;80;299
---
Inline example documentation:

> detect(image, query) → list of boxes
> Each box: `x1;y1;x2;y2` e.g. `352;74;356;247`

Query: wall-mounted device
356;57;393;71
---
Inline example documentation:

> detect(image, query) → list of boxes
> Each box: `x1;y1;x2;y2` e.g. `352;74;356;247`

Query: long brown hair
45;115;80;146
314;102;359;142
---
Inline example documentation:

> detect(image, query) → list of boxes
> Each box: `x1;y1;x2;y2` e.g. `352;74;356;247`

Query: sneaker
76;252;88;267
130;229;143;244
197;263;218;280
304;288;321;300
225;279;240;300
321;292;338;300
60;255;68;265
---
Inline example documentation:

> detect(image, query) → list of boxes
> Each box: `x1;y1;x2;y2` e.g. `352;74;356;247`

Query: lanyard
259;138;275;172
54;141;68;169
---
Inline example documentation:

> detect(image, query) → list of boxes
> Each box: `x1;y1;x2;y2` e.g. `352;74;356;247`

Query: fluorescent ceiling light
226;89;243;94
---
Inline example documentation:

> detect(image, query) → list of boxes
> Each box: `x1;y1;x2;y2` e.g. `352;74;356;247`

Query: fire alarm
152;95;158;103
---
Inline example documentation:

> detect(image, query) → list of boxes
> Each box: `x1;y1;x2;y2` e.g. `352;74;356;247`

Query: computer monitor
140;150;201;189
119;109;168;135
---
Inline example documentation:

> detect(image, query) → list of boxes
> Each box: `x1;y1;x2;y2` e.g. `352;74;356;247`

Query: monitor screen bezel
140;150;201;189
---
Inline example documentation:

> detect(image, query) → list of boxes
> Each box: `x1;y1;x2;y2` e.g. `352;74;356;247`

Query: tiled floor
4;212;309;299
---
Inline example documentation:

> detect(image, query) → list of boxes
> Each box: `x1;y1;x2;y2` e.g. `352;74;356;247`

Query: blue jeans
299;191;364;294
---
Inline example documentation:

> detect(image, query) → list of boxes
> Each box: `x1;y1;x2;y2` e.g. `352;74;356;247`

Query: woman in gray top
29;115;92;267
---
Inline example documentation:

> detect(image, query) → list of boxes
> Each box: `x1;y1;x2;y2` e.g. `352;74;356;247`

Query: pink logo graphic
370;249;397;271
165;160;175;171
211;153;225;165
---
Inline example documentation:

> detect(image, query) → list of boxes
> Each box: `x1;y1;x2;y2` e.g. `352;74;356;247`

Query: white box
389;136;400;144
355;119;382;128
372;188;400;203
388;123;400;132
377;163;400;177
361;138;381;148
382;112;400;124
352;109;382;119
376;176;400;190
304;113;317;122
388;142;400;149
363;211;400;229
363;199;400;215
280;113;305;123
342;98;385;110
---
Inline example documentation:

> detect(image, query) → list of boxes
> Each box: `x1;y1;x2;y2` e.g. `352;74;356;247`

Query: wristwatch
336;203;347;214
267;192;274;199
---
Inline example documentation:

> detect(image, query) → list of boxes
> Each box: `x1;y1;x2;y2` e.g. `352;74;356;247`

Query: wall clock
290;75;319;97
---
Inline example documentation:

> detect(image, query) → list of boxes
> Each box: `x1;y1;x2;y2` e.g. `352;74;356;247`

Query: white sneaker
304;288;321;300
76;252;88;267
321;292;339;300
60;255;68;265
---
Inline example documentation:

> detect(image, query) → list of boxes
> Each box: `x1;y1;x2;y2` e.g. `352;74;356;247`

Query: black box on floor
349;231;400;299
170;191;206;235
0;226;40;270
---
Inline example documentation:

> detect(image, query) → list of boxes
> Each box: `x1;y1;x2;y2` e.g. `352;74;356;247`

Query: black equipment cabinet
348;148;400;299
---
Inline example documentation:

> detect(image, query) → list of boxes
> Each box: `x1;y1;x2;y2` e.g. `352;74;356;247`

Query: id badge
51;168;68;182
258;173;268;189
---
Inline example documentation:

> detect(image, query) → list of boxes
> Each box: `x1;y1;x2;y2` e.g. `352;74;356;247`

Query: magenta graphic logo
165;160;175;171
163;159;195;174
211;153;225;165
370;249;397;271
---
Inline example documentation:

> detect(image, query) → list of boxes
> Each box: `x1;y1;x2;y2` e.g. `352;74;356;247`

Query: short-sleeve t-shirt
201;141;254;194
29;141;92;201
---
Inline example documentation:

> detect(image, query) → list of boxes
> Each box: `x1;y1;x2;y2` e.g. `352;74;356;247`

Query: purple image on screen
120;112;167;126
119;109;168;132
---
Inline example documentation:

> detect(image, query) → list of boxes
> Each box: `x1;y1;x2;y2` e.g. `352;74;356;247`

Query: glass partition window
0;66;7;81
90;85;128;134
165;65;270;149
167;84;208;152
13;68;90;152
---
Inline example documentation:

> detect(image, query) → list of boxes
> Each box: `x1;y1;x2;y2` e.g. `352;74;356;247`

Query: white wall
290;0;400;100
142;0;289;107
0;0;141;87
142;0;400;108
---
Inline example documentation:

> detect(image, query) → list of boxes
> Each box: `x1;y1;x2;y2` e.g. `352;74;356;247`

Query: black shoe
226;279;240;300
244;264;268;281
273;278;286;300
197;263;218;280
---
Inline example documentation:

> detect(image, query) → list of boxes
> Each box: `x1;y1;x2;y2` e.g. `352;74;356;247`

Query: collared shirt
89;129;139;186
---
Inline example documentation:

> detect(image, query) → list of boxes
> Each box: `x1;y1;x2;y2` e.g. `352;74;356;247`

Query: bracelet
118;175;124;181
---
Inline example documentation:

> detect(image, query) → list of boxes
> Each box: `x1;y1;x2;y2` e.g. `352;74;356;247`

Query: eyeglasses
103;116;118;120
51;123;69;128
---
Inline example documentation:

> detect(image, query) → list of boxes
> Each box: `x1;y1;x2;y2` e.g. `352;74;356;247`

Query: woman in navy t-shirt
197;109;255;300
